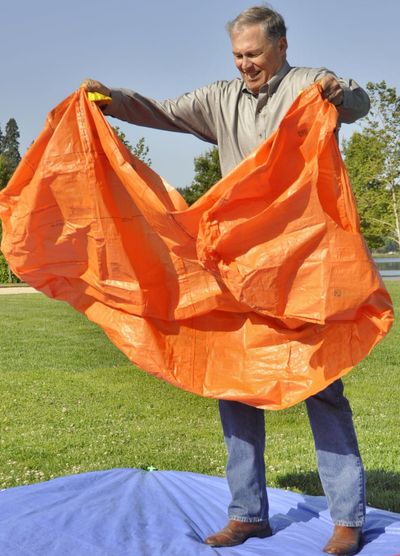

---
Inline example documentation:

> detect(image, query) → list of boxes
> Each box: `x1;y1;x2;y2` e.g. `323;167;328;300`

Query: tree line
0;80;398;283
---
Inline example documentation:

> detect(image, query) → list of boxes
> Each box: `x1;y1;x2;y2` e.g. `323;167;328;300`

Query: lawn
0;282;399;513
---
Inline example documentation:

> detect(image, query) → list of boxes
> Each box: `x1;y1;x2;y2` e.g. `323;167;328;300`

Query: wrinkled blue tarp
0;469;398;555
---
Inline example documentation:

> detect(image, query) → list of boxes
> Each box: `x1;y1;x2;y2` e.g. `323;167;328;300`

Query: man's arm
81;78;219;145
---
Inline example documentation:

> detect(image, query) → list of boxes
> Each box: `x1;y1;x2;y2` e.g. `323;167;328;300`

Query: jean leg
305;379;365;527
218;400;269;522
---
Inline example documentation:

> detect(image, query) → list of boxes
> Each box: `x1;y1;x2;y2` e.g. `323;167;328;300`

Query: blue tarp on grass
0;469;399;555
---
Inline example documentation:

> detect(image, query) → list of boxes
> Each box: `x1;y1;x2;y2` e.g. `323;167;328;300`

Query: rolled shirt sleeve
310;68;370;123
104;86;219;144
337;78;370;123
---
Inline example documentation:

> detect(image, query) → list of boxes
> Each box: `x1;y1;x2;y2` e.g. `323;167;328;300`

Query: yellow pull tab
87;92;112;104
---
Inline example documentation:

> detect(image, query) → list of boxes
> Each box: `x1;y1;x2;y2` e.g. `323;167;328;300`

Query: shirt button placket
256;93;268;141
256;106;264;140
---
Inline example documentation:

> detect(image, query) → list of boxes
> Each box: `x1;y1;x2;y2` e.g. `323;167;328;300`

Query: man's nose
241;56;253;71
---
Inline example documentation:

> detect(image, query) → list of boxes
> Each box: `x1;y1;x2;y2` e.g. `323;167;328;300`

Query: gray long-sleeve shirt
104;61;370;176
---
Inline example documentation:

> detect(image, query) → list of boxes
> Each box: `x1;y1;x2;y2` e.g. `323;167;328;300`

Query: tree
180;146;222;205
0;118;21;190
0;154;13;190
343;131;392;249
0;118;23;282
343;81;400;251
112;126;151;166
132;136;152;166
1;118;21;175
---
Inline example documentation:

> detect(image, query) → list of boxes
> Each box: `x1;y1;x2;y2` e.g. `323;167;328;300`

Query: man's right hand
80;78;112;104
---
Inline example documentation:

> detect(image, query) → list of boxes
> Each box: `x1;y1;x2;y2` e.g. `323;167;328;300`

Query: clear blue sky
2;0;399;188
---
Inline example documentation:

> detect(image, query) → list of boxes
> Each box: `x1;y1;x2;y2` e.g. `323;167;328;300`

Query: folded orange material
0;84;393;409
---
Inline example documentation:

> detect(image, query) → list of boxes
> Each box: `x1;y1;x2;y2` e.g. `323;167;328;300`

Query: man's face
231;24;287;94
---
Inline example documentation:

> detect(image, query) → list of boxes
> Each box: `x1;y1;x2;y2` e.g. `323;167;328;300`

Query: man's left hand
319;75;344;106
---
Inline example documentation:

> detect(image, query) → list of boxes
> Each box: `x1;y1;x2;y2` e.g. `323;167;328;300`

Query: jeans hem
228;515;269;523
333;520;364;527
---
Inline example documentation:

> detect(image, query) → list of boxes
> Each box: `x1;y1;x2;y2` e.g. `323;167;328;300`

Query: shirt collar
242;60;292;97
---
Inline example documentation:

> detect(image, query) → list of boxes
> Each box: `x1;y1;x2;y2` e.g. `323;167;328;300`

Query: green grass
0;284;399;513
373;253;400;258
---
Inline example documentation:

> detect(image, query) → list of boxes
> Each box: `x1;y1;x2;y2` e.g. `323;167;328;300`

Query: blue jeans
219;379;365;527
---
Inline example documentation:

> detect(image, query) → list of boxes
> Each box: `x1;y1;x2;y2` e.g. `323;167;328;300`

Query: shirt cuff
102;89;123;116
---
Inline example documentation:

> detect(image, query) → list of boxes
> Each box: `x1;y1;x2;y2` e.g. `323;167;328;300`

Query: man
82;5;369;554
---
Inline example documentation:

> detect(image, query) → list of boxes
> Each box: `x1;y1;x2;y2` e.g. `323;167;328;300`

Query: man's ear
278;36;288;55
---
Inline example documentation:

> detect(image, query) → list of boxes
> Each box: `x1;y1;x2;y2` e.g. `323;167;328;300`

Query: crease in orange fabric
0;84;393;409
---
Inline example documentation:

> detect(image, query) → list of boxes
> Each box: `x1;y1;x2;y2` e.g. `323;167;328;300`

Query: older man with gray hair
82;5;369;554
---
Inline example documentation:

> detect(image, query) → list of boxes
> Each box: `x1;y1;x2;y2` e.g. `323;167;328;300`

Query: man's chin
245;81;261;94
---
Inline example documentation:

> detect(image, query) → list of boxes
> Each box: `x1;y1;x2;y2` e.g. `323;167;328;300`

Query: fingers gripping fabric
0;85;393;409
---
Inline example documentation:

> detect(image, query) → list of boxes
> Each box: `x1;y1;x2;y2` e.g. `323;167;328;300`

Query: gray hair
226;4;287;41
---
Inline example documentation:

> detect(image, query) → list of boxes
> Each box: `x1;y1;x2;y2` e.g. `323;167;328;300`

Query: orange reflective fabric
0;85;393;409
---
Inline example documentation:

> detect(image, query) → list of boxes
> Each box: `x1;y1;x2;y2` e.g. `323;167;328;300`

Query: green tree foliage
0;217;18;283
0;253;9;283
112;126;151;166
1;118;21;175
132;137;152;166
343;81;400;251
0;118;21;189
0;203;19;283
180;146;222;205
343;131;392;249
0;154;13;190
0;118;22;282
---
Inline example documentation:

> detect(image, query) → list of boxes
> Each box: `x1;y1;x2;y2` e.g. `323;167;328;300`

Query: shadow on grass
274;469;400;550
276;469;400;513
